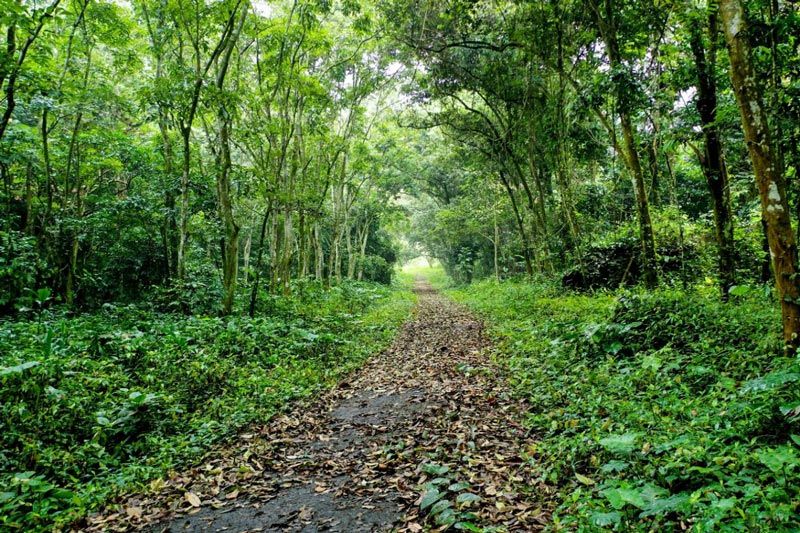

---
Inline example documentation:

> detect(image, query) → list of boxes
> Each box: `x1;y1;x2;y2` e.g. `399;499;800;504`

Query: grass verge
0;278;415;531
434;269;800;531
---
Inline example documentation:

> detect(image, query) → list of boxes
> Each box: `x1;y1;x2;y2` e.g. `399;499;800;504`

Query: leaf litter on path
80;279;551;532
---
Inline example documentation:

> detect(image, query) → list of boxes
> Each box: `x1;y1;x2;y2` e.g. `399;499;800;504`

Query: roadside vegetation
1;279;414;529
3;0;800;530
419;266;800;530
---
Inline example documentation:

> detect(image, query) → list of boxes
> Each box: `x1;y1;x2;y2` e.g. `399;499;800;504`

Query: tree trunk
357;218;369;281
24;162;33;234
242;229;252;283
498;171;534;277
177;128;190;281
689;14;736;299
216;113;239;315
281;205;292;295
41;108;53;222
158;116;178;281
314;222;324;280
619;112;658;288
249;204;271;317
494;208;500;282
66;148;84;307
720;0;800;349
589;0;658;288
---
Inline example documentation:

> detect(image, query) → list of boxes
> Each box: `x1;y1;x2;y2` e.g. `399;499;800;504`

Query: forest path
86;279;548;532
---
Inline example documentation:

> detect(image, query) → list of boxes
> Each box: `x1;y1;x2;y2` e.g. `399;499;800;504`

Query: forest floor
82;279;549;532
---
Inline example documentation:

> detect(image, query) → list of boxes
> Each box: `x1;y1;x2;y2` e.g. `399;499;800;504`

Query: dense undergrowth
438;272;800;531
0;278;415;530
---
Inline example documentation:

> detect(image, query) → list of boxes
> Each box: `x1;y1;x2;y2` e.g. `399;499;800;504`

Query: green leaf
0;361;40;377
603;487;626;510
641;493;691;517
602;486;647;509
641;354;662;371
454;522;482;532
599;433;638;455
590;511;621;527
448;482;471;492
435;507;457;526
455;492;482;505
420;488;443;510
600;460;629;473
741;371;800;393
728;285;753;297
780;403;800;418
422;463;450;476
430;499;453;515
575;473;596;486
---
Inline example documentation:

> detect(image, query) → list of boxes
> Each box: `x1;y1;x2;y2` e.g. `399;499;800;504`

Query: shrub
448;280;800;530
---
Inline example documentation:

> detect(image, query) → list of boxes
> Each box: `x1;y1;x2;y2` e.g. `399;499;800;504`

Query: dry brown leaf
184;492;201;507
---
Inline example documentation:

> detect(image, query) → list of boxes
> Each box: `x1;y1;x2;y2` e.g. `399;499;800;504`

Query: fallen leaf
185;492;201;507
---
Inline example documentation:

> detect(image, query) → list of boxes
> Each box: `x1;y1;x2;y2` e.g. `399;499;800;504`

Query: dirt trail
85;279;548;532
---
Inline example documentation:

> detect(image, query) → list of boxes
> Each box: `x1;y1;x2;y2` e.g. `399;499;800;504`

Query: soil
82;279;549;532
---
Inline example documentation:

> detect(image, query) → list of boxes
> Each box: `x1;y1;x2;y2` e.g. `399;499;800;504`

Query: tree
719;0;800;349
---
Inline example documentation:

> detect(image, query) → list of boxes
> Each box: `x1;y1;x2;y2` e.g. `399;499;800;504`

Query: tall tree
688;11;736;299
719;0;800;349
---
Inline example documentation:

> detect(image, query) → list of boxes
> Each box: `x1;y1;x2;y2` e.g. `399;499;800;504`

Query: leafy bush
448;279;800;530
0;231;43;312
0;279;415;530
358;254;394;284
563;207;706;290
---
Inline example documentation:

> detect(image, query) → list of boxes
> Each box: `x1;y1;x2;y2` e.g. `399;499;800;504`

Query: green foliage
417;464;482;531
0;280;415;530
448;279;800;530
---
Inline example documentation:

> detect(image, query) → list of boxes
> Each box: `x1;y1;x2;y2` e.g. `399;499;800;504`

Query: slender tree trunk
346;221;356;279
249;204;271;317
66;149;84;307
299;210;309;278
314;222;324;280
177;128;190;281
158;116;178;281
24;162;33;234
281;205;292;294
216;113;239;315
242;229;252;283
41;109;53;222
720;0;800;349
619;112;658;288
357;218;369;281
646;139;660;206
690;14;736;299
498;171;534;277
589;0;658;288
494;208;500;282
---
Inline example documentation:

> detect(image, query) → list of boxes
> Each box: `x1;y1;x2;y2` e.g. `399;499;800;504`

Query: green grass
0;279;415;531
445;277;800;531
402;261;451;289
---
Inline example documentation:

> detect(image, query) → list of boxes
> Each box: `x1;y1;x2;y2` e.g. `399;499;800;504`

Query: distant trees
387;0;800;348
0;0;404;316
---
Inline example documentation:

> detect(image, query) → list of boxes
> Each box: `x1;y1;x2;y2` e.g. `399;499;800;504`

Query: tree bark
497;171;534;277
689;14;736;299
213;3;247;315
588;0;658;288
249;204;271;317
720;0;800;349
